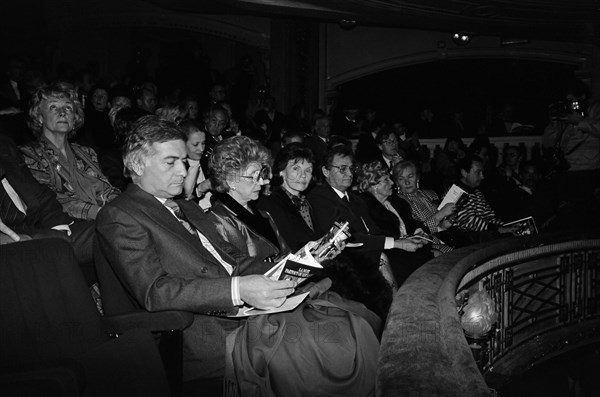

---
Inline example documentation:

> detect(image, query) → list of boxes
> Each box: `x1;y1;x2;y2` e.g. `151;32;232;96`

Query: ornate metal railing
456;238;600;387
377;233;600;397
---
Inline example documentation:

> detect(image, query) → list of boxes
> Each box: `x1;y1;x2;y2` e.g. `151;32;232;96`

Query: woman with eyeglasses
257;142;319;252
207;135;290;261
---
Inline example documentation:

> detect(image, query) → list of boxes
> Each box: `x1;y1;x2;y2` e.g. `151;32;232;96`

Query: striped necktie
164;199;196;235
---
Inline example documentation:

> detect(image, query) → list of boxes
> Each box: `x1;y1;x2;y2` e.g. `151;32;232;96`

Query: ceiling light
452;33;471;46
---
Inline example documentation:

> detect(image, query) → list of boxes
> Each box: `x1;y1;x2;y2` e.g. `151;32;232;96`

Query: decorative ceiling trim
327;47;590;88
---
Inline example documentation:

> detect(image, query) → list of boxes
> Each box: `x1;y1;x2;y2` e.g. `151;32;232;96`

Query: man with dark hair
95;116;380;394
304;114;331;165
452;154;517;237
96;115;296;380
308;145;423;261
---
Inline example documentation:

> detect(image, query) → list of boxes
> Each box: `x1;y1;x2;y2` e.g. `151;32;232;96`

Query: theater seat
93;238;194;396
0;238;171;397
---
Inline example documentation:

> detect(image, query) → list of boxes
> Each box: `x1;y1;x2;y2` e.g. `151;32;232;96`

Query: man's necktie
164;199;196;235
290;195;314;231
164;198;233;274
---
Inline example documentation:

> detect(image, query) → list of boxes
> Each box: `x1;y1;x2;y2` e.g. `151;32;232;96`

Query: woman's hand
183;164;201;199
393;237;425;252
196;178;212;195
437;203;456;219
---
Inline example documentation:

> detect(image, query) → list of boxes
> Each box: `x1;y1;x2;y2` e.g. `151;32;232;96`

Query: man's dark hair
323;144;354;169
458;153;484;174
123;115;186;178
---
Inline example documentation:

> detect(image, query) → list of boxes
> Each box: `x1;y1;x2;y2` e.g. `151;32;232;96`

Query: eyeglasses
240;165;271;184
330;164;357;174
382;139;398;146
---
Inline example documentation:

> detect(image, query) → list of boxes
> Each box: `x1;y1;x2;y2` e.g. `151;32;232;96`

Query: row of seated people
2;80;596;395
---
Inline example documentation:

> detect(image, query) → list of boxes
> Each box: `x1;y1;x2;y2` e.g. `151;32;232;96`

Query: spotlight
452;33;471;46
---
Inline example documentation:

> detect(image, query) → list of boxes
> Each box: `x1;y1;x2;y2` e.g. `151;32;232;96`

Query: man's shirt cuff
51;225;72;236
384;237;395;249
231;276;243;306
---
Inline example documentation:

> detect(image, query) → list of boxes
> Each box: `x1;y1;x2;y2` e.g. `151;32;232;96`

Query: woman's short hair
355;160;388;193
124;115;186;179
28;82;85;137
272;143;314;186
274;143;314;175
209;135;272;193
392;160;419;182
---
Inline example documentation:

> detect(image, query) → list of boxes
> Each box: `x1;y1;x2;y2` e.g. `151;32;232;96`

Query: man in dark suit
199;104;233;174
0;135;96;283
304;115;331;166
95;115;295;381
307;145;423;263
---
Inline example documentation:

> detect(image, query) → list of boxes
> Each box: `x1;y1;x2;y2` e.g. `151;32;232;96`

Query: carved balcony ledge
377;232;600;397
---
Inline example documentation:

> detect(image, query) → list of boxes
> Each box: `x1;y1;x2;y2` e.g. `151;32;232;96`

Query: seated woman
20;82;120;220
207;136;380;397
355;161;436;284
257;142;319;252
207;135;290;261
393;160;456;251
180;120;212;210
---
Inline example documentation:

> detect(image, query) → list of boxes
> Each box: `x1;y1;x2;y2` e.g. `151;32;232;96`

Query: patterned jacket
20;138;119;220
453;182;503;232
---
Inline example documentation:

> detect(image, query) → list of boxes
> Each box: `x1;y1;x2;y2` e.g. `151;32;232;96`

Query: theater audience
304;114;331;165
207;135;289;262
181;120;212;210
355;161;435;284
95;115;380;395
308;146;425;271
200;104;232;174
99;106;146;191
452;154;518;243
376;128;403;172
257;143;318;252
20;82;120;220
393;160;454;252
1;134;96;284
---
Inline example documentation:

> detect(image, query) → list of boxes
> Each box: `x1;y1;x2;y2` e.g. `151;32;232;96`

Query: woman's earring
417;180;420;189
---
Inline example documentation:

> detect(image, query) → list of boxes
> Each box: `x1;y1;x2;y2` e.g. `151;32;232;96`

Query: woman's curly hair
355;160;388;194
208;135;272;193
28;82;85;137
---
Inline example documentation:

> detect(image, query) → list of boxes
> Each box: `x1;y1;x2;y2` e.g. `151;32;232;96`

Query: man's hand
239;275;297;309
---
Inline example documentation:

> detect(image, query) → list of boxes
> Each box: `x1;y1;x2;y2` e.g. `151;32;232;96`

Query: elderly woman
207;135;290;261
393;160;455;251
355;161;437;284
257;143;319;252
20;82;119;220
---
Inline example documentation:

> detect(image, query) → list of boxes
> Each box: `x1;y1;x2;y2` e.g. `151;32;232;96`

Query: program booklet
438;184;468;210
502;216;538;236
264;253;323;284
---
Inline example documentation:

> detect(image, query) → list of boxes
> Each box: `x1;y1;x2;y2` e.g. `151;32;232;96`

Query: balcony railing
377;233;600;397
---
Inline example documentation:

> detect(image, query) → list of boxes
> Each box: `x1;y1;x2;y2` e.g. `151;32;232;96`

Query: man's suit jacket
0;135;71;235
257;186;319;253
307;183;386;254
95;184;270;380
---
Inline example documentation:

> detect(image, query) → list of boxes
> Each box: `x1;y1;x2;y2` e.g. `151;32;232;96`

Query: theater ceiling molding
145;0;600;43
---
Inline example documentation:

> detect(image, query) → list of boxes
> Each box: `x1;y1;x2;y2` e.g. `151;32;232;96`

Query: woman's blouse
397;189;441;234
20;136;120;220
